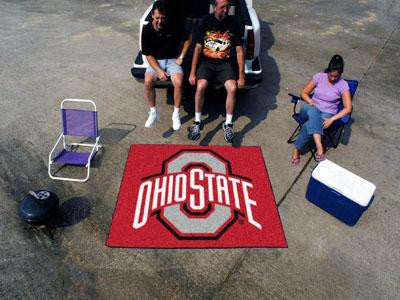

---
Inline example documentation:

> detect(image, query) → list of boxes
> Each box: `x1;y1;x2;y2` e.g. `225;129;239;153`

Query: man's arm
189;43;202;86
236;45;245;89
176;35;192;66
146;55;169;81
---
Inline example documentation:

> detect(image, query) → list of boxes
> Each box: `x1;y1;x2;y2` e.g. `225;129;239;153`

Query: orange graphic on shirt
203;31;232;59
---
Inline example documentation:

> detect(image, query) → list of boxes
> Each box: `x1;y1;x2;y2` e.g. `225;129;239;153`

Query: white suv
131;0;262;89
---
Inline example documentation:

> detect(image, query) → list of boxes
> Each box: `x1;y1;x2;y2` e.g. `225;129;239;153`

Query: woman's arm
323;89;352;129
300;80;316;105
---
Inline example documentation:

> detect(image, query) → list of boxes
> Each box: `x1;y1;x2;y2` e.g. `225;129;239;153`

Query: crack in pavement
360;18;400;83
211;154;314;298
211;16;400;297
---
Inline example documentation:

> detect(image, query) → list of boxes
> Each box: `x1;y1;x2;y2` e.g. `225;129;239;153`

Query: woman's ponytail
328;54;344;74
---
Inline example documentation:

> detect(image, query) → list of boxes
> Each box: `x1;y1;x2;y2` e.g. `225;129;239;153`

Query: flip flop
315;153;326;162
290;157;300;165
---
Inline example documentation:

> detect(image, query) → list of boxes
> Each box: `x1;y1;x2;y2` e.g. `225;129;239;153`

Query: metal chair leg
332;124;345;148
287;124;301;144
326;123;344;149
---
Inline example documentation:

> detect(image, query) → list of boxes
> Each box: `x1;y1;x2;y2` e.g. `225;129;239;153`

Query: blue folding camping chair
287;79;358;156
48;99;101;182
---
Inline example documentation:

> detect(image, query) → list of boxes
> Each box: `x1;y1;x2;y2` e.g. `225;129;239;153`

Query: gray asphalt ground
1;0;399;298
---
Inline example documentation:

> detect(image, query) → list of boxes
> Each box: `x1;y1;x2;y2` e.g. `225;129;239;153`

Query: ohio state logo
132;149;261;240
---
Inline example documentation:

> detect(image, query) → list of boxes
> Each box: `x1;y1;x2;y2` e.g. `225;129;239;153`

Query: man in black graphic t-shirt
141;1;191;131
188;0;245;143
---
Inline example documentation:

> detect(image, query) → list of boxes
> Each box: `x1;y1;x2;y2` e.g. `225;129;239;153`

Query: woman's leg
303;106;324;155
293;104;320;150
312;112;334;155
293;124;310;153
293;104;330;158
312;133;323;155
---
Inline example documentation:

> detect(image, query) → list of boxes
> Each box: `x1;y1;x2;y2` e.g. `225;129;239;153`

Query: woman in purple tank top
291;55;352;164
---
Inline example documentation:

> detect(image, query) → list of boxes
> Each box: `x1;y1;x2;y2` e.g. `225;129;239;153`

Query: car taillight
246;29;255;59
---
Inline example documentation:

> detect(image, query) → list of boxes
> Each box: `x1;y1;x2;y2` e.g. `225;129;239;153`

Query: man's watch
179;55;184;60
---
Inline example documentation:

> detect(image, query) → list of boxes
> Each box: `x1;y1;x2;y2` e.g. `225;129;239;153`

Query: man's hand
189;73;196;86
176;57;183;66
237;77;245;89
158;70;169;81
323;118;334;129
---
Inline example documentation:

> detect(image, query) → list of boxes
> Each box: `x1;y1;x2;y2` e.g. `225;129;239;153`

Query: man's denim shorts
145;59;183;77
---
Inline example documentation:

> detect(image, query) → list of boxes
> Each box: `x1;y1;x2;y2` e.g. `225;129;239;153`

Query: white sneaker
145;109;160;128
172;113;181;130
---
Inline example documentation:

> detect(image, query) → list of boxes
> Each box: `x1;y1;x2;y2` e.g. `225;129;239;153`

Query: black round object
19;190;59;224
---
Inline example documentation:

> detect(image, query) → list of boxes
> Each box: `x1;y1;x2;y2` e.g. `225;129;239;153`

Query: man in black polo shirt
141;1;191;130
188;0;245;143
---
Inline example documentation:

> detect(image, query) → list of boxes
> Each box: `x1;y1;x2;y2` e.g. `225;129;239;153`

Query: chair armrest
49;133;64;162
288;93;302;103
86;136;100;167
288;93;303;115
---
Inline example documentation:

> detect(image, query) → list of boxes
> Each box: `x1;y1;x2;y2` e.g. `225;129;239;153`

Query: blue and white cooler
306;159;376;226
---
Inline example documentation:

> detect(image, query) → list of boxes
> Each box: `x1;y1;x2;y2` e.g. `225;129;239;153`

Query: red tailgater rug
106;144;287;248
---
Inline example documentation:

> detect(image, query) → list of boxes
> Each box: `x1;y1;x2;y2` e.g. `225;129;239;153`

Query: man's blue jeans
294;104;333;150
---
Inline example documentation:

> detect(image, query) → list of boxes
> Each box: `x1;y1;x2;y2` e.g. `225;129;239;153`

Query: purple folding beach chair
48;99;101;182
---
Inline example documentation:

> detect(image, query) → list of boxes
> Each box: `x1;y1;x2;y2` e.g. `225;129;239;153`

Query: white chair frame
48;99;101;182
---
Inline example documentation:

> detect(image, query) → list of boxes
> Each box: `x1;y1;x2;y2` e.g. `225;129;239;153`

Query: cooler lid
312;159;376;207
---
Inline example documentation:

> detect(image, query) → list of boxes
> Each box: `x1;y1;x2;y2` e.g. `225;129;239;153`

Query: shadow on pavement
232;21;279;147
54;197;91;227
98;123;136;144
22;196;92;240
